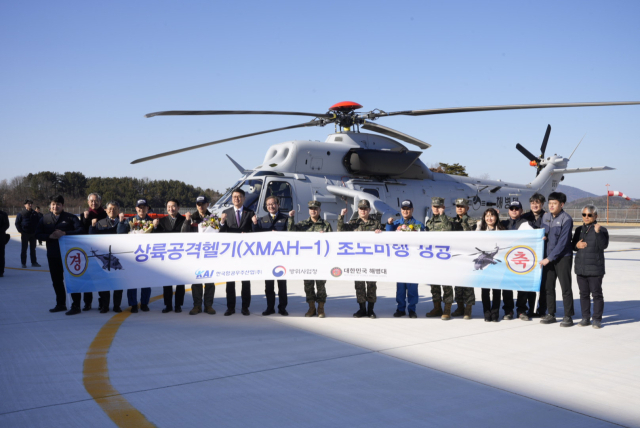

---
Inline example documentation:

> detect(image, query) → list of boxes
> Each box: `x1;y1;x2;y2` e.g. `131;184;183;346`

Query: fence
564;208;640;224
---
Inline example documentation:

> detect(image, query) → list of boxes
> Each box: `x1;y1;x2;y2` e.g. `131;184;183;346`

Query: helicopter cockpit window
362;189;380;198
264;181;293;212
218;179;263;212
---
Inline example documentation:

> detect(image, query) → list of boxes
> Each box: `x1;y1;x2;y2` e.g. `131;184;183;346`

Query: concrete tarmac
1;223;639;428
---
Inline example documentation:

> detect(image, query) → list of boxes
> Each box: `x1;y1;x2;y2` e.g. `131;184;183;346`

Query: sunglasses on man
508;206;521;211
582;213;594;217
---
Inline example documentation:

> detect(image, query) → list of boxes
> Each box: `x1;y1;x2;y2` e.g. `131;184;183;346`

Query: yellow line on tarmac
83;284;225;427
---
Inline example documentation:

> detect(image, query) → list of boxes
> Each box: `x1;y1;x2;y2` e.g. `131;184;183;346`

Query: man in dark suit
220;188;254;316
252;195;290;316
35;195;84;315
89;201;123;313
15;199;41;268
155;199;187;313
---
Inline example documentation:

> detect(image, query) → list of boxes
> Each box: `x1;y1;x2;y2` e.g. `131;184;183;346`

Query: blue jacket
385;217;425;231
116;215;152;234
15;209;41;234
541;210;573;262
35;212;83;259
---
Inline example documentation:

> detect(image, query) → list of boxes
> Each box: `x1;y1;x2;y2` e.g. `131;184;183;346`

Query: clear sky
1;0;639;197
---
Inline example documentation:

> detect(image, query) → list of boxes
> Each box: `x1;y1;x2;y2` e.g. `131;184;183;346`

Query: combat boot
451;301;465;317
353;302;367;318
317;302;326;318
426;299;443;317
367;302;376;319
305;301;317;317
441;303;452;320
204;306;216;315
463;304;473;320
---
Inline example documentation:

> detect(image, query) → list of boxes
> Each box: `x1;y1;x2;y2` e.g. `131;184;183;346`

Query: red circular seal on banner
330;267;342;277
505;246;537;275
65;247;89;277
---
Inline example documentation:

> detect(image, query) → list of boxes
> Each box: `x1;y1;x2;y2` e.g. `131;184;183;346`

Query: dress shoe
503;312;513;320
262;308;275;316
189;306;202;315
540;314;556;324
49;305;67;313
409;311;417;318
31;262;41;267
205;306;216;315
484;311;492;322
175;306;182;313
241;308;250;316
592;320;602;329
224;309;235;316
83;304;91;311
140;305;149;312
278;308;289;316
393;310;406;318
491;312;499;322
113;306;122;313
65;306;81;316
100;307;109;314
579;318;591;327
131;306;139;313
21;264;27;268
560;316;574;327
161;306;173;313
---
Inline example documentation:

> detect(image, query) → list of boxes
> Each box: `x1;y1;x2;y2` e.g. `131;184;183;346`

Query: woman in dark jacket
478;208;506;322
571;204;609;329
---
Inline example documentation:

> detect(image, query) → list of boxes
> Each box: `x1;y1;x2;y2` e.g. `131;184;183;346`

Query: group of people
0;188;608;329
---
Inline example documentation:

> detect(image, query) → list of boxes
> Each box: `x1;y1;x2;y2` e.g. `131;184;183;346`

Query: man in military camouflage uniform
425;197;455;320
450;198;477;320
288;201;332;318
338;200;383;319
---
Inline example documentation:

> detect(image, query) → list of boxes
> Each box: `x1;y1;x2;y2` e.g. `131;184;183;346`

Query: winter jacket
522;210;546;229
15;209;41;234
541;210;573;262
501;217;533;231
572;223;609;277
35;212;84;259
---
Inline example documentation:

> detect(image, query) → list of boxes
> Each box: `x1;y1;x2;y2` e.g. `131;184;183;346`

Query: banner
58;230;544;293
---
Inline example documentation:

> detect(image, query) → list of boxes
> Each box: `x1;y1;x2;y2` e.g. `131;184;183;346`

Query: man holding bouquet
117;199;155;313
386;199;424;318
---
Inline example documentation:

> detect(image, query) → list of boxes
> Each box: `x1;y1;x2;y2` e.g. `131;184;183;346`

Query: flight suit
289;212;332;317
425;212;454;316
451;213;477;317
338;214;382;308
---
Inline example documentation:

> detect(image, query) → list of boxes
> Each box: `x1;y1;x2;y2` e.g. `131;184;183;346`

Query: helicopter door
263;179;296;215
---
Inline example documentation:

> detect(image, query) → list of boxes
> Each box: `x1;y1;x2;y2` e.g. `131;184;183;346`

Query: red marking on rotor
329;101;363;112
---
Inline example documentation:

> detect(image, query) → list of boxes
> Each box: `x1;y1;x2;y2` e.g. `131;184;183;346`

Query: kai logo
195;269;215;279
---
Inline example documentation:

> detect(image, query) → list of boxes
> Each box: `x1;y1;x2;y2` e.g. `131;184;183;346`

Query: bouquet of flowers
128;218;154;234
198;214;221;233
397;223;420;232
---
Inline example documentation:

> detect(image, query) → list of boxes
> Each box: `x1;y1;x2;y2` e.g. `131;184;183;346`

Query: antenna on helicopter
568;133;587;160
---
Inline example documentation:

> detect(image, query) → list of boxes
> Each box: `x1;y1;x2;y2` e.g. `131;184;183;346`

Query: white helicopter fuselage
210;132;610;226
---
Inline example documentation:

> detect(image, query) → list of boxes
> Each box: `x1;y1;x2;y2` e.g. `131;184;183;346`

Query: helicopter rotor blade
373;101;640;118
516;143;538;162
145;110;334;119
131;120;325;164
540;124;551;158
361;121;431;149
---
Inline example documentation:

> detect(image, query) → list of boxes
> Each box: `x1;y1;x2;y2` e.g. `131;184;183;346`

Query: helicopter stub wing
361;121;431;150
326;185;398;222
552;166;615;174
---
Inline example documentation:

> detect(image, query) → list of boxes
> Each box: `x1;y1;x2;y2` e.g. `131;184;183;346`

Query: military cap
358;200;371;209
308;200;321;208
431;197;445;206
454;198;469;207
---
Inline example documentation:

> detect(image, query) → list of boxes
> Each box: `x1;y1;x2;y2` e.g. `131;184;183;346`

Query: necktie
236;210;241;226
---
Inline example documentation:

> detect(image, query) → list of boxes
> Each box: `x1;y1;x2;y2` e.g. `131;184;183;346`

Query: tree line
0;171;222;212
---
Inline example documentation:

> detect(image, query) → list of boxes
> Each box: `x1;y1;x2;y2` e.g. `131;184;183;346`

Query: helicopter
88;246;132;271
132;101;640;228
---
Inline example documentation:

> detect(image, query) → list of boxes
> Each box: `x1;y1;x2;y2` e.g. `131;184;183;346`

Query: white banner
59;230;544;293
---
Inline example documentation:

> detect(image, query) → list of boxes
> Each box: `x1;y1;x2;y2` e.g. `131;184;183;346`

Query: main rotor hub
329;101;363;112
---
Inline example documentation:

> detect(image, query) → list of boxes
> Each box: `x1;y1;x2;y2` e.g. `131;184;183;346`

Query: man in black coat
155;199;187;313
182;195;217;315
572;204;609;329
0;209;9;277
500;200;535;321
35;195;84;315
219;188;254;316
89;201;123;313
15;199;41;268
522;192;547;317
252;195;290;316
